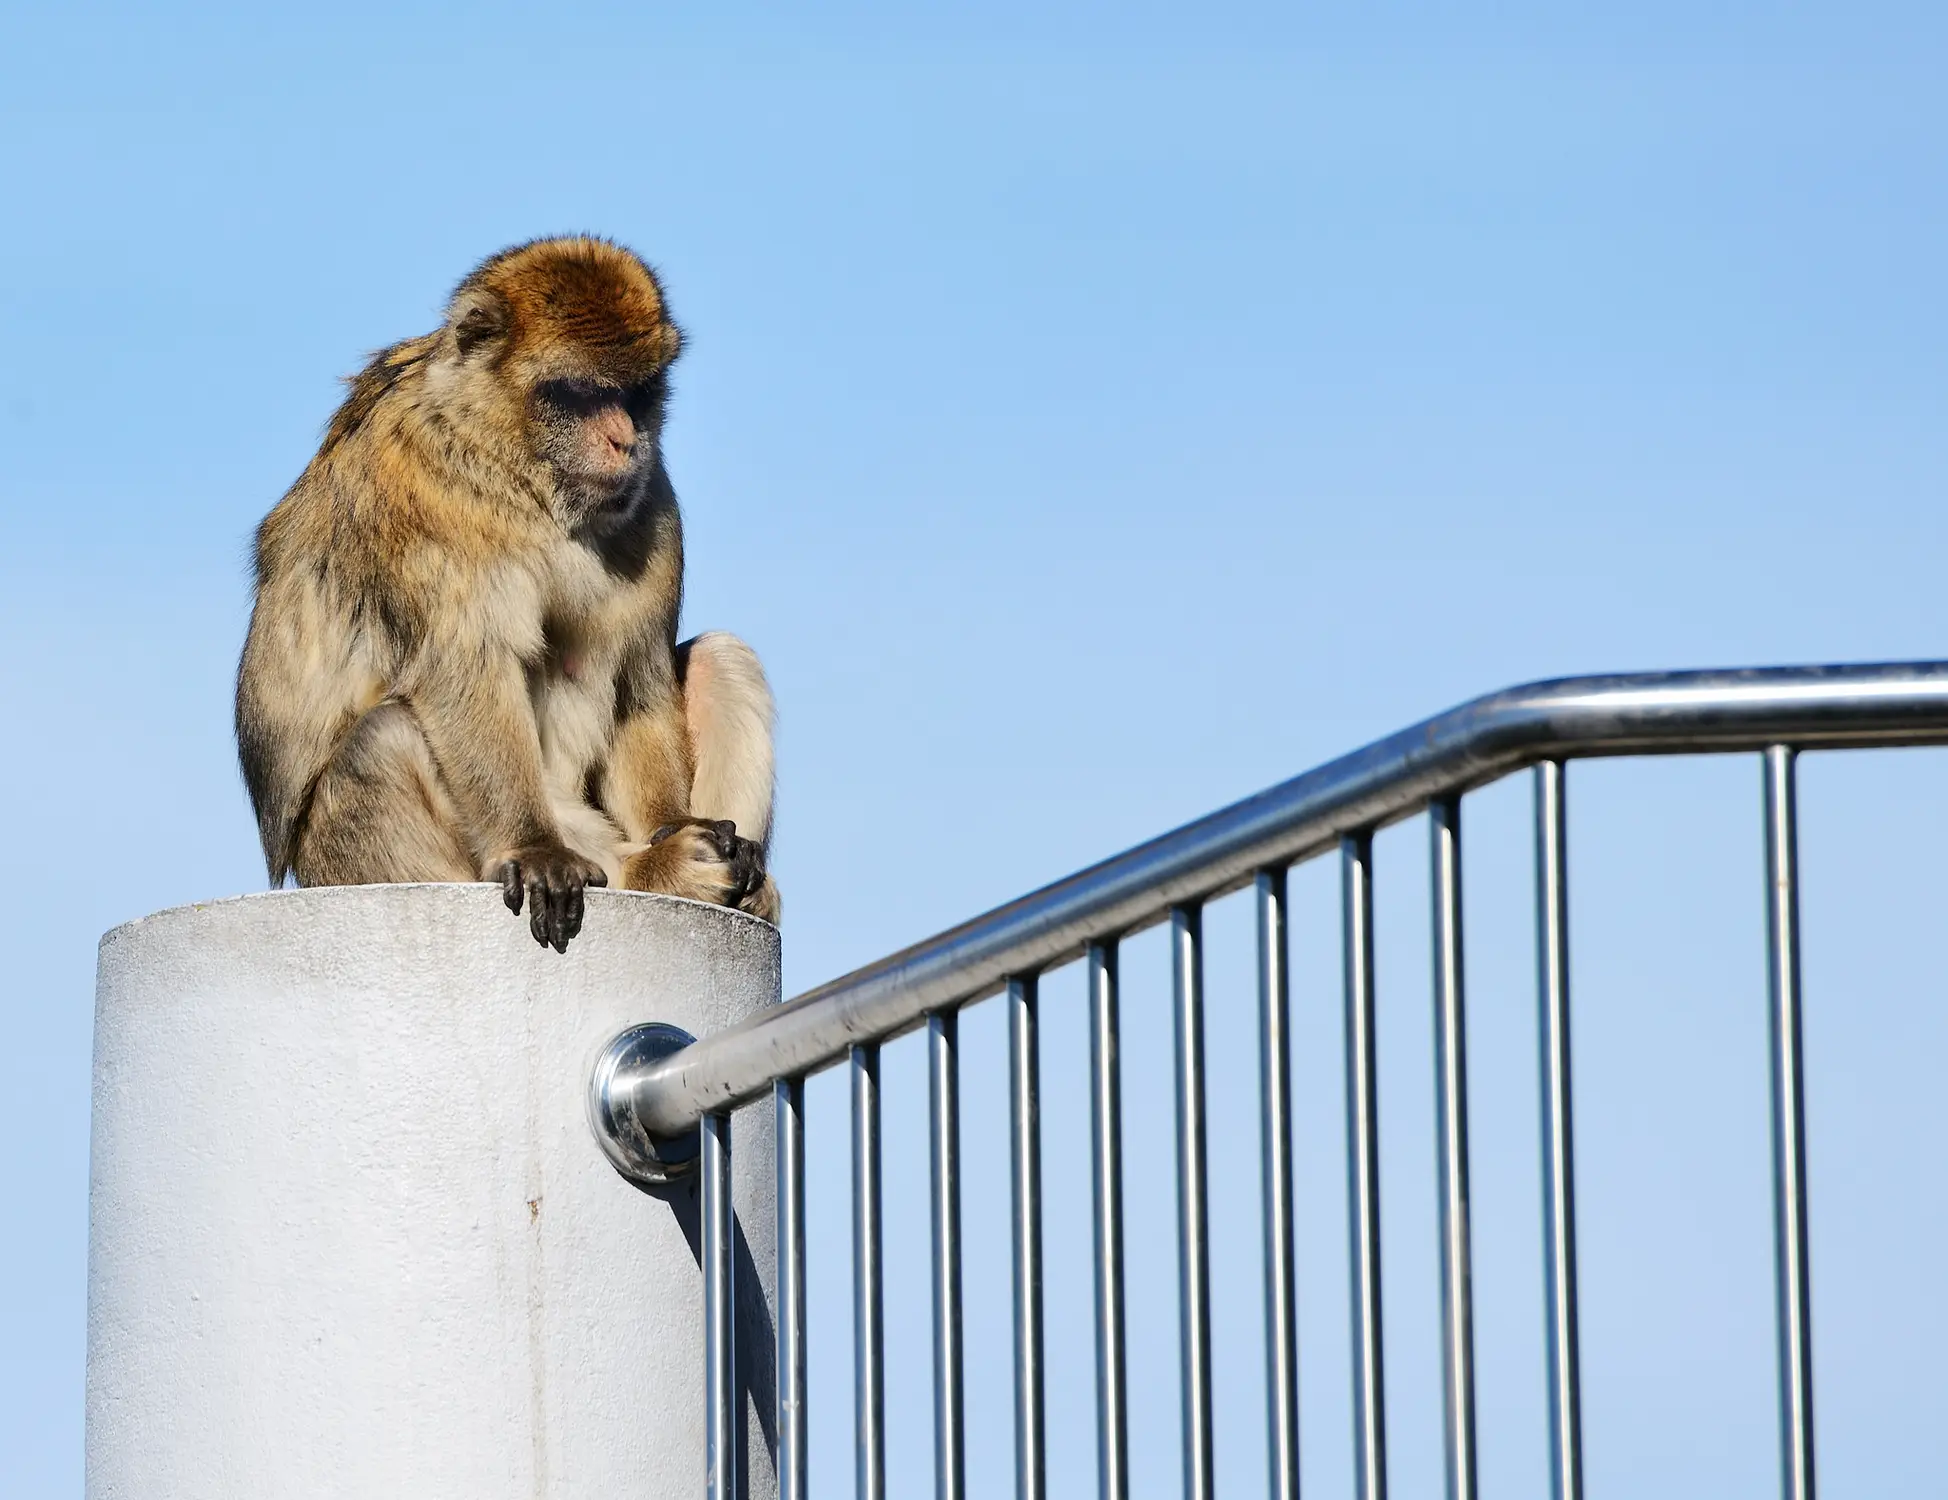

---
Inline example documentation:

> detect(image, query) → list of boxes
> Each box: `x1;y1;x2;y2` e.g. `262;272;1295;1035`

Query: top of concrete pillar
101;881;777;973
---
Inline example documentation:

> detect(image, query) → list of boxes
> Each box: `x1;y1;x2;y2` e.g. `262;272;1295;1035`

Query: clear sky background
4;3;1947;1496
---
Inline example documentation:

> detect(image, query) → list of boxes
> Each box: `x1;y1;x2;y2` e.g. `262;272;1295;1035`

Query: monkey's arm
604;692;694;842
236;562;377;884
397;629;605;950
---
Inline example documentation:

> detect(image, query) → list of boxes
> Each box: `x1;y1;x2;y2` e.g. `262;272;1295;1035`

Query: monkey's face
434;237;683;531
528;373;669;524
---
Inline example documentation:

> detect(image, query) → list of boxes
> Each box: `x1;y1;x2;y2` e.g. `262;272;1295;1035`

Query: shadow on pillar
656;1174;778;1491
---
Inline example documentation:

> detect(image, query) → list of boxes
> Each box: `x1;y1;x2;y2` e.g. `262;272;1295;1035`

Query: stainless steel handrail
627;660;1948;1136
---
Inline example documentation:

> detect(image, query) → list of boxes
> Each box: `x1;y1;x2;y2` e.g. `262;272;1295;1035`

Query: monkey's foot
496;843;609;952
621;818;771;917
739;875;781;925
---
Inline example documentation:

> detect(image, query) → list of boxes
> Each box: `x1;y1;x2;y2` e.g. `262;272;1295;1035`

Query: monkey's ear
448;290;509;357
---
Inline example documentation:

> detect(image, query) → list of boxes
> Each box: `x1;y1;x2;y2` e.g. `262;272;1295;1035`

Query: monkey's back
238;362;535;880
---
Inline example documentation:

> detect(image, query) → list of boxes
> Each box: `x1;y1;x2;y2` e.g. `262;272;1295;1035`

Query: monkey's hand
621;819;770;915
497;844;609;953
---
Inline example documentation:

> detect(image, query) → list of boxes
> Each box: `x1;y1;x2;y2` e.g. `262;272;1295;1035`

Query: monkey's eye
623;376;665;423
534;378;614;413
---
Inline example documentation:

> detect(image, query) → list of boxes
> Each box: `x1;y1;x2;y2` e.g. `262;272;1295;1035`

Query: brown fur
236;236;777;949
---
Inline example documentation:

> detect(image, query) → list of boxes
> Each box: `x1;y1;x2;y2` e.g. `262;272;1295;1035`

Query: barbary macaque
236;237;777;951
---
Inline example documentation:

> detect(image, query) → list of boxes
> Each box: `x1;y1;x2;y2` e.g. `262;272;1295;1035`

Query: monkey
235;236;778;952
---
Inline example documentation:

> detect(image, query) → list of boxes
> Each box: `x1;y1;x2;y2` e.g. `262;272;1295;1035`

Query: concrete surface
87;884;780;1499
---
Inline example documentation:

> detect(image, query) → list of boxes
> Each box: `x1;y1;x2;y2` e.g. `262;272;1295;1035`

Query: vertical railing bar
1430;798;1479;1500
1172;904;1215;1500
703;1110;737;1500
1764;745;1819;1500
1342;831;1388;1500
1009;976;1048;1500
776;1079;807;1500
1257;868;1302;1500
1535;760;1585;1500
853;1043;885;1500
931;1009;967;1500
1089;940;1130;1500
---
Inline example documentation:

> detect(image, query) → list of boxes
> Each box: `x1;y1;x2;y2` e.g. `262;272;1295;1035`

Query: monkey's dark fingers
562;882;585;945
585;868;609;888
500;861;526;914
528;876;552;948
546;876;572;954
705;819;740;859
724;834;765;904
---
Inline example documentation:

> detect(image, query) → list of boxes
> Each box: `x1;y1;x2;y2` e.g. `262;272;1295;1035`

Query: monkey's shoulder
321;335;437;453
258;445;553;586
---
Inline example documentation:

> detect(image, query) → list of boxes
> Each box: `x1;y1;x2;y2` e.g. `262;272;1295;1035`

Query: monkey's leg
608;633;779;922
290;702;477;887
680;631;779;923
679;632;775;843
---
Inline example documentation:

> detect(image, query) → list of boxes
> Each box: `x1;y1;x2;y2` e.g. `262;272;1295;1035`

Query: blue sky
4;3;1947;1495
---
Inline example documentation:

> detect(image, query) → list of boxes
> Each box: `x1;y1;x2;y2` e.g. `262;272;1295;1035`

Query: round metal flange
588;1022;700;1185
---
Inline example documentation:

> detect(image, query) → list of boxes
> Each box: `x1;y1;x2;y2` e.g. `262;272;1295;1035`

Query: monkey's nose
589;407;637;468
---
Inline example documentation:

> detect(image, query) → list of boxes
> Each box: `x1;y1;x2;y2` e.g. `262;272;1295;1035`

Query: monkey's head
431;237;684;529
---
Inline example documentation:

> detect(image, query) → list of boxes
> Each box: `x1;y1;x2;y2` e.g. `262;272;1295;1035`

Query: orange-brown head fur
453;236;682;386
317;236;685;541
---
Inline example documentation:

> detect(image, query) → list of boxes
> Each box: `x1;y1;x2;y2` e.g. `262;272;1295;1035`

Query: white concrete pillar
86;885;780;1499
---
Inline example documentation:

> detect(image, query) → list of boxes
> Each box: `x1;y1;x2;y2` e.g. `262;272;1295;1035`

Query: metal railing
598;660;1948;1500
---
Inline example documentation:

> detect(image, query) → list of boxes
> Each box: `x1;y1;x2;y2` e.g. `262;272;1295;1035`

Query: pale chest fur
527;535;673;801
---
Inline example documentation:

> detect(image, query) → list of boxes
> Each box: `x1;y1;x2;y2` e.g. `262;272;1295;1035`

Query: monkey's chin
591;486;641;523
558;475;630;516
560;483;643;539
